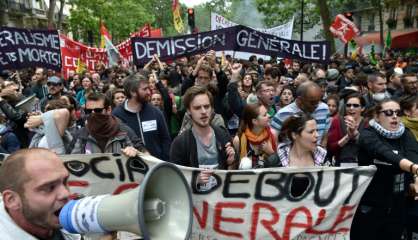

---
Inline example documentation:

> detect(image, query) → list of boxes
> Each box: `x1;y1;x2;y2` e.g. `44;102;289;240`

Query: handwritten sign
0;27;61;71
132;25;330;65
52;153;375;240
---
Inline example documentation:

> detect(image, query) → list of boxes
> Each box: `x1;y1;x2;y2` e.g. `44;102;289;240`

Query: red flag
172;0;178;10
139;24;151;37
100;21;111;40
329;14;359;43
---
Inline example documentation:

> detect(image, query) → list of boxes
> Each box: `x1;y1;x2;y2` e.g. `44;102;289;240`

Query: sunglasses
379;109;401;117
346;103;361;108
84;108;105;114
47;82;62;87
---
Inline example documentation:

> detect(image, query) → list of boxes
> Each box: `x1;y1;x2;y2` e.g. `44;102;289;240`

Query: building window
368;13;375;31
389;7;397;19
404;5;414;28
33;0;43;10
406;5;413;18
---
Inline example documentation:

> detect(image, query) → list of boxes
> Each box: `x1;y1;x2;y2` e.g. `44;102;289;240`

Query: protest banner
211;12;294;40
0;27;61;71
6;153;372;240
132;25;330;65
330;14;359;44
117;25;163;65
60;35;107;78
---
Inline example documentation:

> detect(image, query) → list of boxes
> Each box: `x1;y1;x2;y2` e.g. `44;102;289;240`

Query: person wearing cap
326;68;340;89
336;65;355;92
40;76;64;112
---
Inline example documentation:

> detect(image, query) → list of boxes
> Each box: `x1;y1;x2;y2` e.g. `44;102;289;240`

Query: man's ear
367;81;372;90
295;97;302;106
2;190;22;211
106;106;112;114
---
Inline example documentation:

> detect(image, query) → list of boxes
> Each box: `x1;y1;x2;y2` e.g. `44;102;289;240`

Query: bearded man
112;73;171;161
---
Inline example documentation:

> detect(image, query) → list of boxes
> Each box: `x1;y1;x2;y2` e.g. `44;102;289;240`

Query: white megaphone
59;162;193;240
15;94;38;112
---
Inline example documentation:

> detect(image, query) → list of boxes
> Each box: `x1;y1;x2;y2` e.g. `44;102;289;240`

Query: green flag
385;30;392;49
349;39;357;49
370;44;377;65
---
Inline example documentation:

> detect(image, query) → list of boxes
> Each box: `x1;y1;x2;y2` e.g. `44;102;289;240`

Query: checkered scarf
277;143;327;167
369;119;405;139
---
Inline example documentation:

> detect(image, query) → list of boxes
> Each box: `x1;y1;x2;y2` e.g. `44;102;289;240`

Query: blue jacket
112;101;171;161
0;126;20;154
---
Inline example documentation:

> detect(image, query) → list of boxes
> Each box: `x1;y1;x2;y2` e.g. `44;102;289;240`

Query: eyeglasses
47;82;62;87
346;103;361;108
379;109;401;117
84;108;105;114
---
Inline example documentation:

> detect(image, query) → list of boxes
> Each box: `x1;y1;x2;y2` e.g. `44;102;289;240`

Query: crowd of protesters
0;49;418;240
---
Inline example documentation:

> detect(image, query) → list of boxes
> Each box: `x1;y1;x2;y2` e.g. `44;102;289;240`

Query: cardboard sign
55;153;375;240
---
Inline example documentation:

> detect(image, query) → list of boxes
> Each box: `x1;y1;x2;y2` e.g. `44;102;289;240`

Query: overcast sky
179;0;210;7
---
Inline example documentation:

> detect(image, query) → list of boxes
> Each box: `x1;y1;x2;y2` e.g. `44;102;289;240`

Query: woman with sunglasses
327;93;366;166
351;99;418;240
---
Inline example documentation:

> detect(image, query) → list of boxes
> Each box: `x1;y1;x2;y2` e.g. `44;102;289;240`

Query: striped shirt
270;102;331;143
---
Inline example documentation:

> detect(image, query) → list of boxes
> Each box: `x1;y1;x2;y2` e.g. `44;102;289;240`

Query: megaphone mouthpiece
143;198;166;221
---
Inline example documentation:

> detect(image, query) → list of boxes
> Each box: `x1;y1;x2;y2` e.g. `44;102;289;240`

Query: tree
67;0;191;45
194;0;233;32
0;0;8;27
255;0;377;53
57;0;66;30
67;0;154;44
315;0;335;52
47;0;57;28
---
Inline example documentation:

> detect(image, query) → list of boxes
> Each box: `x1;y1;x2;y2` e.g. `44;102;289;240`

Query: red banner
60;24;163;78
117;25;163;65
60;35;107;79
329;14;359;44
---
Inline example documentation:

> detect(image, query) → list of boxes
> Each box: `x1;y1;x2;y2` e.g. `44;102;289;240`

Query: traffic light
187;8;195;31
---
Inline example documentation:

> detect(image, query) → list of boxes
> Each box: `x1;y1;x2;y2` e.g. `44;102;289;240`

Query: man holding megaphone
170;86;238;186
0;148;193;240
0;148;90;239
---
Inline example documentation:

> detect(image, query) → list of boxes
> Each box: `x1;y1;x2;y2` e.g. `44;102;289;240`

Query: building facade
1;0;70;30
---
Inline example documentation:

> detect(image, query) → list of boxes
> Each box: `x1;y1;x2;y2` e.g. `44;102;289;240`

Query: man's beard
190;113;211;128
21;195;55;230
135;93;149;104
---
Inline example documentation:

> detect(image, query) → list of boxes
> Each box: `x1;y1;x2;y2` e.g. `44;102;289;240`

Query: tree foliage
67;0;187;45
194;0;233;32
